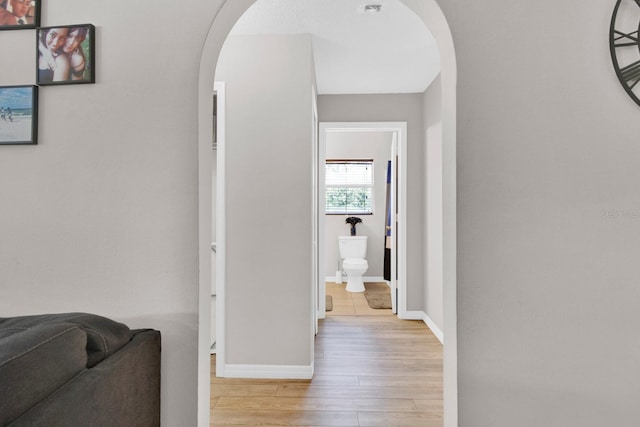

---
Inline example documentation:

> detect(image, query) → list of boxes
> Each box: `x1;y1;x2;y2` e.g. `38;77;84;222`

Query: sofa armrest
0;323;88;425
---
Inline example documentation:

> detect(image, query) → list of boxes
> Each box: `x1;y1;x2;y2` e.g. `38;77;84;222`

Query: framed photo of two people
37;24;95;85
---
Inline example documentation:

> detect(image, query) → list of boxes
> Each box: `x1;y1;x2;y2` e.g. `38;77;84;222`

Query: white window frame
325;159;374;215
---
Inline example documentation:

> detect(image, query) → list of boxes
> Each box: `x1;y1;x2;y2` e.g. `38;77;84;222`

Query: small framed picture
0;0;40;30
0;85;38;145
37;24;95;85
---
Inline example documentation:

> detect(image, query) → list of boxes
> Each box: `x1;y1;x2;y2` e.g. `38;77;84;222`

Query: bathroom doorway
317;122;407;319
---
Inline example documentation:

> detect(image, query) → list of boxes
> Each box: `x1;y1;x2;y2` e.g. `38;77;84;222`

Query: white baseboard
221;363;314;379
403;310;424;320
325;276;385;283
422;313;444;344
404;310;444;344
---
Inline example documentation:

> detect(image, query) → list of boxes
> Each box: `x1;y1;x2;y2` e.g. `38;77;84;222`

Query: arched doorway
197;1;457;425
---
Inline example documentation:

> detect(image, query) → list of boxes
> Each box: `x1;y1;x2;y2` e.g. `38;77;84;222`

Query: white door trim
318;122;408;318
311;86;319;338
214;81;226;377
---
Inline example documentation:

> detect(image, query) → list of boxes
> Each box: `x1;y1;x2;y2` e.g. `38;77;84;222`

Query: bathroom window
325;159;373;214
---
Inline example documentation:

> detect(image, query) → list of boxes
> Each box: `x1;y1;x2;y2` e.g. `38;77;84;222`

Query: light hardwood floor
211;283;443;427
325;282;393;316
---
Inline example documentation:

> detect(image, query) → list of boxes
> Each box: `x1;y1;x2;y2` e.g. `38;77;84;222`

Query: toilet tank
338;236;368;259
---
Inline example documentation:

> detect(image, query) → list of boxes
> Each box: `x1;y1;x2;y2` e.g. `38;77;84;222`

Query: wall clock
610;0;640;106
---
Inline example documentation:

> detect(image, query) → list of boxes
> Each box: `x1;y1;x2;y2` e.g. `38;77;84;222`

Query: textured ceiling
229;0;440;95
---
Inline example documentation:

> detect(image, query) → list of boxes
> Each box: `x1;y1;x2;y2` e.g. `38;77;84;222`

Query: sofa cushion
0;313;131;368
0;323;87;425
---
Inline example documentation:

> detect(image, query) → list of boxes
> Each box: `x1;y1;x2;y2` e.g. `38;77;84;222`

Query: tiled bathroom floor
325;281;393;316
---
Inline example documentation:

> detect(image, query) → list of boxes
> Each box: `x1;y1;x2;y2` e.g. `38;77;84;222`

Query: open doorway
197;1;457;425
318;122;407;320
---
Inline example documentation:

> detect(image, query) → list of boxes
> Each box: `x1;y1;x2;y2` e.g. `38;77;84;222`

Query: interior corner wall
215;34;314;367
0;1;225;425
324;131;393;279
422;74;444;332
436;0;640;425
317;94;425;310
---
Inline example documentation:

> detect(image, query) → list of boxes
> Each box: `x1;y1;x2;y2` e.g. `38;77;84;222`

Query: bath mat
363;283;392;309
326;295;333;311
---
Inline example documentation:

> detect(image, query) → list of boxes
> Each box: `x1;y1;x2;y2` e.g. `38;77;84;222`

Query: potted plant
345;216;362;236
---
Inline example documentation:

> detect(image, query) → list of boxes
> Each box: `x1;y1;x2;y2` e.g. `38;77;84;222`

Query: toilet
338;236;368;292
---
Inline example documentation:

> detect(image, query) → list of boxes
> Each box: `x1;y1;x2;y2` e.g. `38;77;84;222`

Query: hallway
211;314;443;426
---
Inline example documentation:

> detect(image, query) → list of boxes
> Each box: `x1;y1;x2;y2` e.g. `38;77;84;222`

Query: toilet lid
343;258;368;267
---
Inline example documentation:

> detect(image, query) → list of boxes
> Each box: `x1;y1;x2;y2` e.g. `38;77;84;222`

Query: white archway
196;1;457;425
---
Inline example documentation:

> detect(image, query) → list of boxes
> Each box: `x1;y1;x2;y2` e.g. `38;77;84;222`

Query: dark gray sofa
0;313;161;426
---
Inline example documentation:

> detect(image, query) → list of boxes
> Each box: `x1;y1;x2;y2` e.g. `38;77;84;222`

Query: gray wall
324;131;393;278
423;74;444;331
436;0;640;425
215;34;315;366
318;94;425;310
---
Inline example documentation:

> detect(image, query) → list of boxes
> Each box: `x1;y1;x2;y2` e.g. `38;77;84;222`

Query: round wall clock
609;0;640;105
610;0;640;106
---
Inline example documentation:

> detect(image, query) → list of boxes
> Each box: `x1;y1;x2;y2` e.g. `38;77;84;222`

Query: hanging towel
383;160;392;281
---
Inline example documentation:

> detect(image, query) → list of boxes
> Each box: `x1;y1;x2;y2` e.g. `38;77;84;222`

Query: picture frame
36;24;95;86
0;0;40;30
0;85;38;145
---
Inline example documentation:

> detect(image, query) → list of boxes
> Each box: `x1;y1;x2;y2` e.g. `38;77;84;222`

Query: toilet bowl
342;258;368;292
338;236;368;293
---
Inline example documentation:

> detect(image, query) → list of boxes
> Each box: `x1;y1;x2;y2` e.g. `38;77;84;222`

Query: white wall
317;94;425;310
423;74;444;332
324;131;393;279
0;1;222;425
215;34;315;368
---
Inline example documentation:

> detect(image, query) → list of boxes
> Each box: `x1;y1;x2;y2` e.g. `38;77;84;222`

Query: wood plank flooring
325;282;392;316
212;283;443;426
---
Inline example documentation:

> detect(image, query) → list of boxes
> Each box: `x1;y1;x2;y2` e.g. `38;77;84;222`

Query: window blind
325;160;373;214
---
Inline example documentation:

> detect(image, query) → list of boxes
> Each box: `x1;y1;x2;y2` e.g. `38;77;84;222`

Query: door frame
318;122;408;319
311;86;319;335
213;81;226;375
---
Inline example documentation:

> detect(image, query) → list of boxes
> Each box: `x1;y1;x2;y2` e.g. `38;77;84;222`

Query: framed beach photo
0;85;38;145
37;24;95;85
0;0;40;30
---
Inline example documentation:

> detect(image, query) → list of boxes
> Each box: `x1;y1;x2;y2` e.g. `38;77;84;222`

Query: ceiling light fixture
363;4;382;13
